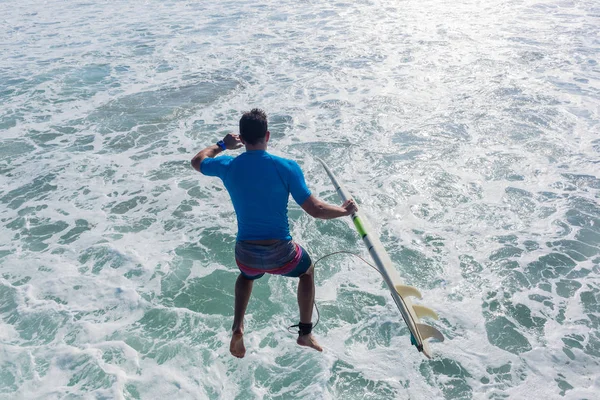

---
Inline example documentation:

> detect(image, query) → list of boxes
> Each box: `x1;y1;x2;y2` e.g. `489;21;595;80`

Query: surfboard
318;158;444;358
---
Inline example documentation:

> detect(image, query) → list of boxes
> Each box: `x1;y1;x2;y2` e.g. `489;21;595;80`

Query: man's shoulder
267;153;300;169
200;155;235;177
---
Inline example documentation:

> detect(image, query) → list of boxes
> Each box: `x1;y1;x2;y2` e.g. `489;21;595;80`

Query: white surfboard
318;158;444;358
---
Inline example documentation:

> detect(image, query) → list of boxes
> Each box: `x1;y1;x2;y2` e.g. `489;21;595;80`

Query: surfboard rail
317;158;444;358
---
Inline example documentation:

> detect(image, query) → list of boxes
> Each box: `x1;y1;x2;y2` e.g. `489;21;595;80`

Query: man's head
239;108;268;145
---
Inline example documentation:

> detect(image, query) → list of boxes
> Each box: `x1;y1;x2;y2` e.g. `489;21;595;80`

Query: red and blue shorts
235;240;312;280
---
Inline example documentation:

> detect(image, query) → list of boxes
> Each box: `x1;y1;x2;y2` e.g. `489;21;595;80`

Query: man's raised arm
191;134;243;172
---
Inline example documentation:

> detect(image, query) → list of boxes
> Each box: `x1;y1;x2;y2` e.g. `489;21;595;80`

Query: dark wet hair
239;108;268;145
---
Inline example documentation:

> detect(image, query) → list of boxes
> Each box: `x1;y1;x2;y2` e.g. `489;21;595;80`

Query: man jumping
191;109;357;358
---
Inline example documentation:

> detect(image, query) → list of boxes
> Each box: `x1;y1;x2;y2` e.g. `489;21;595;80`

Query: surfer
191;109;357;358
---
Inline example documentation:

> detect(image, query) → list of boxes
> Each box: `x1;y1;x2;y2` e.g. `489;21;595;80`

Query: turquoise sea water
1;0;599;398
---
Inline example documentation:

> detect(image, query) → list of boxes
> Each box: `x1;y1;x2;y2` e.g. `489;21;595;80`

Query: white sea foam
1;0;599;398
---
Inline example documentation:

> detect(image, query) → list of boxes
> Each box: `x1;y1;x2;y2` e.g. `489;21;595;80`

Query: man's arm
191;145;222;172
191;134;243;172
301;195;357;219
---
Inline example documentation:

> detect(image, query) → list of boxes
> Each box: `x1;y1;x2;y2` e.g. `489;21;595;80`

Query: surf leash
287;250;421;349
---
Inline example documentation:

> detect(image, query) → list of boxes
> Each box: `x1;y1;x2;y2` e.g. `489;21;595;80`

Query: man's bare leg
230;274;253;358
296;265;323;352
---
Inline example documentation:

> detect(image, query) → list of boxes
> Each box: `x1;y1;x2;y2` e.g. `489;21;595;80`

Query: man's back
201;150;311;241
191;108;356;358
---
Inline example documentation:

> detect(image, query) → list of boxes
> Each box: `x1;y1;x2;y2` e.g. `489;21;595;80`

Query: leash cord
286;251;380;335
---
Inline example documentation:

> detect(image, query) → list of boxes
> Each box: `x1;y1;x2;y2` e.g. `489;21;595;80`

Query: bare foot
297;334;323;352
230;332;246;358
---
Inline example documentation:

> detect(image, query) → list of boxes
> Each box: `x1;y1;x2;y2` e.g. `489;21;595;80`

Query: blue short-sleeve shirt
201;150;311;241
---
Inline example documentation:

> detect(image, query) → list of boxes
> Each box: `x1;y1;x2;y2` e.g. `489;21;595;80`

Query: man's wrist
216;140;227;151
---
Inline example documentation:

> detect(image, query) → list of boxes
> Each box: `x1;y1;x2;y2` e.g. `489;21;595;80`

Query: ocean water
1;0;599;398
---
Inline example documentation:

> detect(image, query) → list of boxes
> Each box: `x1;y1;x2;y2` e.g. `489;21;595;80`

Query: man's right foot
230;331;246;358
297;333;323;352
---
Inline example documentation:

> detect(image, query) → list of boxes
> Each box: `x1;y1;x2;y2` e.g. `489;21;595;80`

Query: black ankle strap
295;322;312;336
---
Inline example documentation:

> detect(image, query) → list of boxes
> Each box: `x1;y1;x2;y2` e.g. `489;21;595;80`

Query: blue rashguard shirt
200;150;311;241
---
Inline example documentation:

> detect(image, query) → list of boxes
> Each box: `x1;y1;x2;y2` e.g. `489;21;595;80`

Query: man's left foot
230;331;246;358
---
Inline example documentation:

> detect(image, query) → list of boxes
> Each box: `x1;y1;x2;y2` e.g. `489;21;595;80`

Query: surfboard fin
395;284;422;299
416;324;445;342
413;305;439;320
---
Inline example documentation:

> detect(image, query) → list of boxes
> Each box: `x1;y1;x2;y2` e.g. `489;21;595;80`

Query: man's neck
244;143;267;151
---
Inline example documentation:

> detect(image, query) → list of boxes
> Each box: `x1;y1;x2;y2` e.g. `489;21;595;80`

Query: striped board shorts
235;240;312;280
